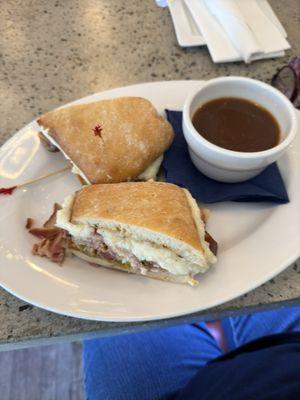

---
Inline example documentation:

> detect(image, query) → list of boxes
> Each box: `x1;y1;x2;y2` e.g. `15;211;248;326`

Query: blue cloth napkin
163;110;289;204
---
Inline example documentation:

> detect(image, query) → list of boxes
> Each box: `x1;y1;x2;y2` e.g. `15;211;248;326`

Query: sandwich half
37;97;174;184
56;182;217;285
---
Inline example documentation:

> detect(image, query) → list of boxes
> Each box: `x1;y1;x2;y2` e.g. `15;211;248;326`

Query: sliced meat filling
73;224;217;277
73;232;162;275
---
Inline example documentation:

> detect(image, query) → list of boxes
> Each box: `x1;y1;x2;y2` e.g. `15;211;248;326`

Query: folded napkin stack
157;0;291;63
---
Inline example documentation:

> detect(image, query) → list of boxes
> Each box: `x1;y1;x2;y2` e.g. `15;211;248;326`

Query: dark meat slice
199;209;218;256
25;218;34;230
29;227;62;239
97;248;117;261
38;132;59;152
205;232;218;256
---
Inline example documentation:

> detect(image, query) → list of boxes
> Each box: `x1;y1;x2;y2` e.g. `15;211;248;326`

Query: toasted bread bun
57;182;217;285
38;97;174;184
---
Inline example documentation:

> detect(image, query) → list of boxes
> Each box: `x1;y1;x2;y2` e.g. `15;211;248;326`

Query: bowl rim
183;76;298;160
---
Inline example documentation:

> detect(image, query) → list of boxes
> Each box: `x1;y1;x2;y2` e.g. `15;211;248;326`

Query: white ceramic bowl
182;77;298;183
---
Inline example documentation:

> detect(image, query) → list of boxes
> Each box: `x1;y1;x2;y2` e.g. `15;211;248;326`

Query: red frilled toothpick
0;166;71;196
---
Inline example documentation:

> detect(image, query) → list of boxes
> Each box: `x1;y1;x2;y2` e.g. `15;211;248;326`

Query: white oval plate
0;81;300;322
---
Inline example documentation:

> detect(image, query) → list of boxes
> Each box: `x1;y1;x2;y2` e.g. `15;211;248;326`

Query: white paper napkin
257;0;287;38
204;0;262;62
184;0;290;63
236;0;290;53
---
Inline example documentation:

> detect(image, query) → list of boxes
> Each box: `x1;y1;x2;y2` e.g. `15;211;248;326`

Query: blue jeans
83;307;300;400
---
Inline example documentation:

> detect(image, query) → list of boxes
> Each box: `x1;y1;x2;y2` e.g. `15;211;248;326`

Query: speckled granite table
0;0;300;350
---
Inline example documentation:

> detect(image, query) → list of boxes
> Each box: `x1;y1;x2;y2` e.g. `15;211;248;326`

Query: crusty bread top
37;97;174;184
71;182;205;253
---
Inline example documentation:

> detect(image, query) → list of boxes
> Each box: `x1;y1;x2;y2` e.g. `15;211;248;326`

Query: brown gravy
192;97;280;152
